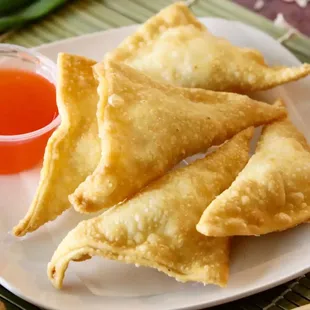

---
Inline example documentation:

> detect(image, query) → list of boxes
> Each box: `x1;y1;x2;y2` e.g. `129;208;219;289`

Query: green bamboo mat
1;0;310;310
3;0;310;62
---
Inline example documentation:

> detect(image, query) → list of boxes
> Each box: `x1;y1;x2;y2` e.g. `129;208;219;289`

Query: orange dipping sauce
0;69;58;174
0;69;57;135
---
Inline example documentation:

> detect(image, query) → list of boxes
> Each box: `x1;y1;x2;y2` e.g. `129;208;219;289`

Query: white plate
1;18;310;310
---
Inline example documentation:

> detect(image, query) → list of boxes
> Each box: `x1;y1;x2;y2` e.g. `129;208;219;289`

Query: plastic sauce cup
0;44;60;174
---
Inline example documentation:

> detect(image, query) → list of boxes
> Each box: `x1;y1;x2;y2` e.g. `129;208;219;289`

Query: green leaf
0;0;36;16
0;0;69;32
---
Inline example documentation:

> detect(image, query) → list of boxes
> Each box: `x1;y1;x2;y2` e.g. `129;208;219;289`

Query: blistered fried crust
107;2;310;92
48;128;254;289
197;113;310;236
108;2;205;63
69;59;286;214
13;54;101;237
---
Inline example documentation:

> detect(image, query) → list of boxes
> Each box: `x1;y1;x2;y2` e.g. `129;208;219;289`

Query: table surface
234;0;310;36
1;1;310;310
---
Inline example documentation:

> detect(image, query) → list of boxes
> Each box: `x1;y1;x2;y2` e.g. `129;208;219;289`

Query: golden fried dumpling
69;59;286;214
13;54;101;237
197;116;310;237
107;2;310;93
48;128;254;289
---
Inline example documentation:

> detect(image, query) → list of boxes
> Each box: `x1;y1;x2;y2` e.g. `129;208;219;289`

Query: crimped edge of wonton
48;240;230;289
106;2;205;62
13;54;98;237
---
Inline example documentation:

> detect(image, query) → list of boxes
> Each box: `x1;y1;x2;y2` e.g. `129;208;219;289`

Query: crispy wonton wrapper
48;128;254;289
69;58;286;214
197;113;310;236
107;2;310;93
13;54;101;237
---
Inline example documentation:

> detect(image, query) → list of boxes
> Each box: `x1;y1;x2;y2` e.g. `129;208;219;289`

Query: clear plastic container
0;44;60;174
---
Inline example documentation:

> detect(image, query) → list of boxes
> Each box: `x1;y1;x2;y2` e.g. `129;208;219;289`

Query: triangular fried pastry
197;116;310;237
48;128;254;289
107;2;310;92
69;59;286;214
13;53;101;237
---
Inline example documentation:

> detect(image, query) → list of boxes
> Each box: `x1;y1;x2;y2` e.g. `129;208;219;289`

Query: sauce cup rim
0;44;60;142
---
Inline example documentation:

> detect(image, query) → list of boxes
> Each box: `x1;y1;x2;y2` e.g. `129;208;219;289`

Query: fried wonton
69;59;286;214
48;128;254;289
107;2;310;93
13;54;101;237
197;116;310;237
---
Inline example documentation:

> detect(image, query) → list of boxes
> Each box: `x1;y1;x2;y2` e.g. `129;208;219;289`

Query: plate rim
1;264;310;310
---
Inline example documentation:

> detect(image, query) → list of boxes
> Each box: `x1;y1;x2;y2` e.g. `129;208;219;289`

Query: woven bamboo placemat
1;1;310;309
